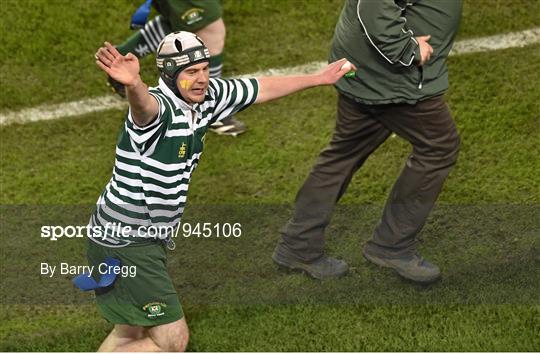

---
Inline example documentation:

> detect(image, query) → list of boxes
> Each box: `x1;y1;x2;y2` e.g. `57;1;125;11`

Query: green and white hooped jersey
89;77;259;247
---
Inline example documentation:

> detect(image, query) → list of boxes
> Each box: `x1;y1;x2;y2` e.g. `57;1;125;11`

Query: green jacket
330;0;462;105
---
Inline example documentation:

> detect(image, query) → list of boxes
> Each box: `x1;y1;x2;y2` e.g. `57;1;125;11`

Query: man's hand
416;35;433;66
95;42;141;87
317;58;358;85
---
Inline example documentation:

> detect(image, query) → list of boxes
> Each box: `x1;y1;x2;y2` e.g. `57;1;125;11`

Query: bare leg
113;336;162;352
147;318;189;352
195;18;226;56
98;318;188;352
98;324;146;352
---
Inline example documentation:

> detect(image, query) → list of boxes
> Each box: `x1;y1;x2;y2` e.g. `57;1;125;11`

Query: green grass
1;0;540;352
1;0;539;110
2;45;539;205
2;304;538;351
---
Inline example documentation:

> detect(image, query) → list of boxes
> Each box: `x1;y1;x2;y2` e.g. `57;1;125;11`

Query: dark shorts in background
154;0;223;33
86;239;183;327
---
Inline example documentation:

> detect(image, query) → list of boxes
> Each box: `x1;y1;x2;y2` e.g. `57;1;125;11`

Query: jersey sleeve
357;0;420;67
207;78;259;125
125;89;171;154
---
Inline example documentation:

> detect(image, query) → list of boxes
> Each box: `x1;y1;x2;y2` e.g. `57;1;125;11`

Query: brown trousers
280;93;460;262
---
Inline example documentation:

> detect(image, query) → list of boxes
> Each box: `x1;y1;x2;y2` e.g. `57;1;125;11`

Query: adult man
273;0;462;283
110;0;246;136
92;31;352;351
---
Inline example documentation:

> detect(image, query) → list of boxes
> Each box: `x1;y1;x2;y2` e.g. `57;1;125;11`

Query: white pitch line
0;95;127;125
450;27;540;54
1;27;539;126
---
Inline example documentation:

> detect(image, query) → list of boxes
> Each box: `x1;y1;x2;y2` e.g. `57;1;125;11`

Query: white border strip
1;27;539;126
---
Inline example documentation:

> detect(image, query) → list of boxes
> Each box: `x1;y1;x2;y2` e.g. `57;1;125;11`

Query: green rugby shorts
154;0;223;33
86;239;183;326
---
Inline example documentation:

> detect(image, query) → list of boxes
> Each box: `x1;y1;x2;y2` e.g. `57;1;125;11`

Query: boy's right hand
95;42;141;87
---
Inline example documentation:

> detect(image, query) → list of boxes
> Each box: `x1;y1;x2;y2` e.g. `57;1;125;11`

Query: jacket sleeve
356;0;420;67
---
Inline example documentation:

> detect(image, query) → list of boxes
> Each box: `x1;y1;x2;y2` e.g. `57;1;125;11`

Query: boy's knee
113;324;145;340
149;318;189;352
169;330;189;352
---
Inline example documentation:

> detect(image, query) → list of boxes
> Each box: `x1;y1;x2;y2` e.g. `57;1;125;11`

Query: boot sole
362;250;440;284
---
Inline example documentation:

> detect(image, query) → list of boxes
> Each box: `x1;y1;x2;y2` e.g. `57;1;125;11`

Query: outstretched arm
254;58;356;104
95;42;158;126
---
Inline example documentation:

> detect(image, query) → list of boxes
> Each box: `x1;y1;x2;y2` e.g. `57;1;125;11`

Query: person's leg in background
362;96;460;283
193;18;225;82
115;16;167;58
184;4;246;136
108;14;169;97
